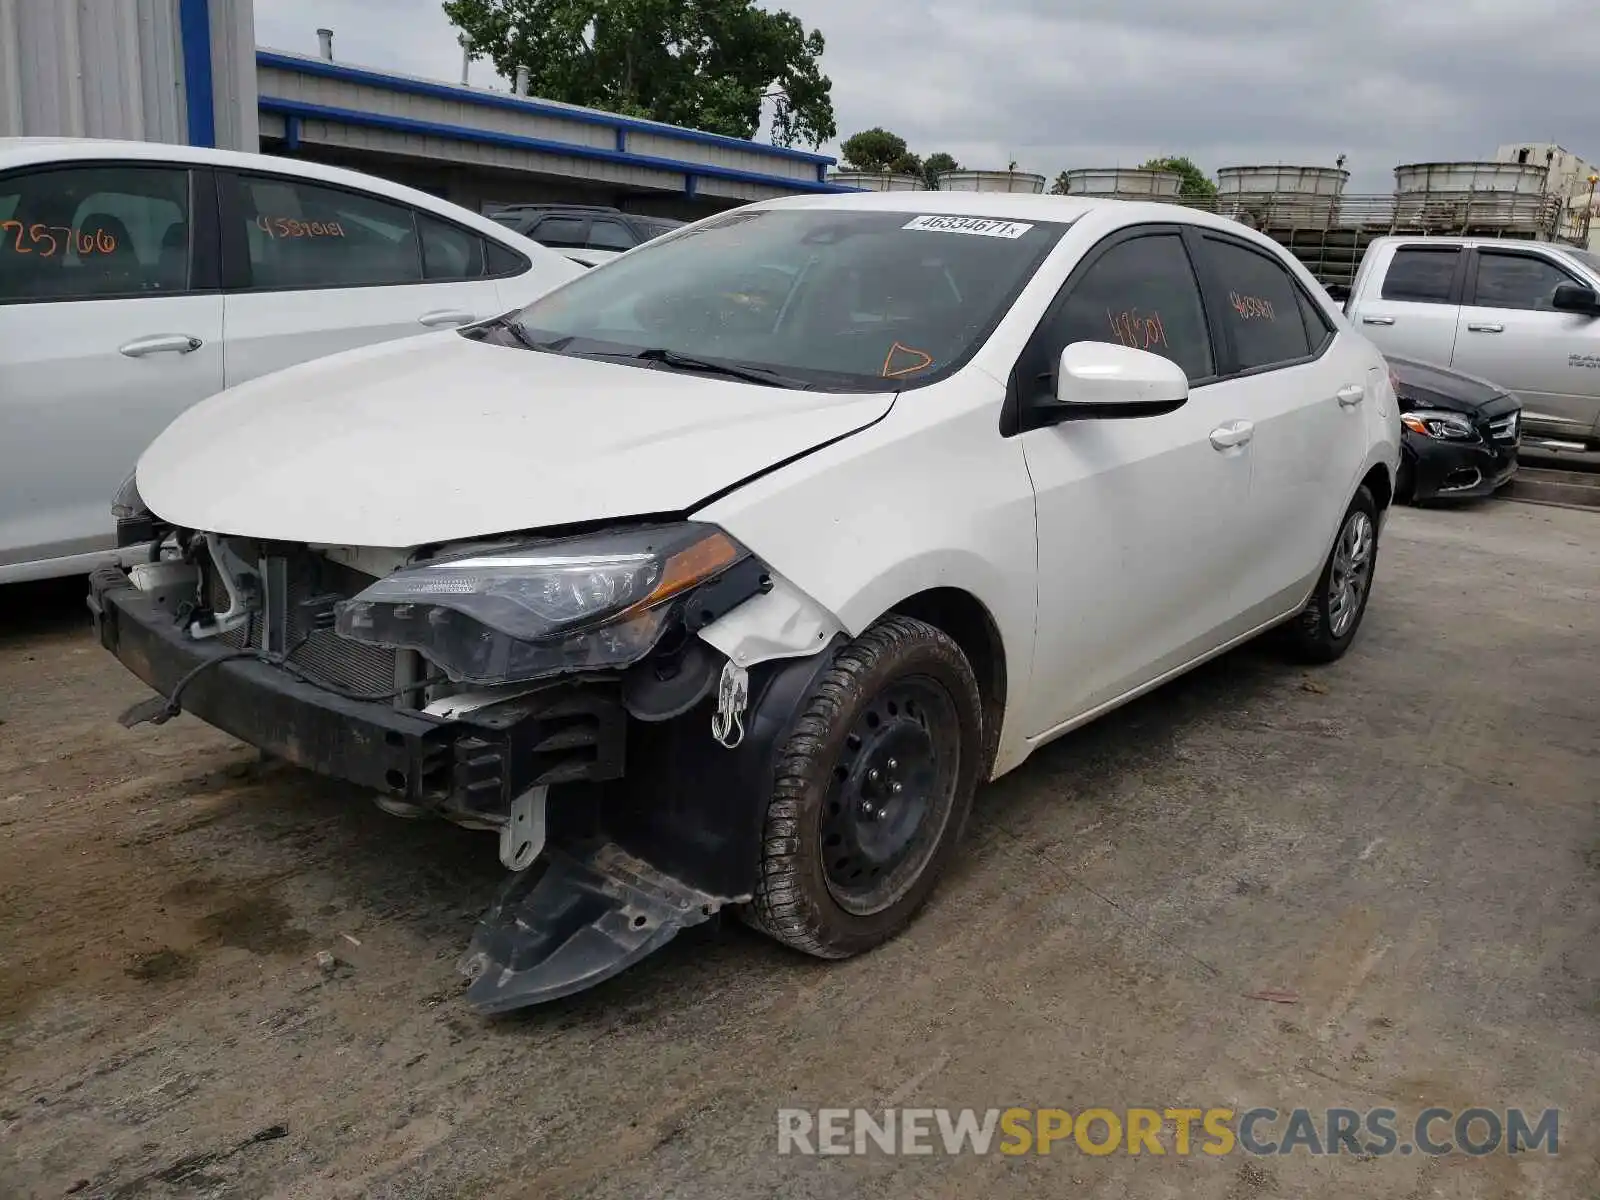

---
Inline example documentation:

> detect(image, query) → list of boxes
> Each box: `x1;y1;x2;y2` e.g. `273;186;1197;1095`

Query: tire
743;615;983;959
1284;485;1381;665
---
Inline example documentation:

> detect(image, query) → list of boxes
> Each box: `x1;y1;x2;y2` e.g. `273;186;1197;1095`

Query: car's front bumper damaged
89;559;845;1012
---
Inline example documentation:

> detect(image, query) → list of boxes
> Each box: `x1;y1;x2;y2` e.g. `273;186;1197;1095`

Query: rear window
531;216;588;248
1196;236;1314;371
1381;247;1459;304
234;174;423;289
1297;287;1334;353
485;240;528;277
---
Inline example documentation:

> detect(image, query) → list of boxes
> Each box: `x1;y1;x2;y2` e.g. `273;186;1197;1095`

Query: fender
695;382;1040;783
600;635;850;900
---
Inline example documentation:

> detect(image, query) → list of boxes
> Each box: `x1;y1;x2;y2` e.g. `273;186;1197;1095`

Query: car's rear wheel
744;615;982;958
1284;485;1380;664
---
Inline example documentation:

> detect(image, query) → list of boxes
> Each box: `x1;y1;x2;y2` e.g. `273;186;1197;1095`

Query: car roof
0;136;406;181
0;136;581;271
493;205;683;228
492;203;624;215
1369;233;1579;252
746;189;1300;251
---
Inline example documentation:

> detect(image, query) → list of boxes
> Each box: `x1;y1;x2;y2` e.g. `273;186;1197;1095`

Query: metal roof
255;50;853;202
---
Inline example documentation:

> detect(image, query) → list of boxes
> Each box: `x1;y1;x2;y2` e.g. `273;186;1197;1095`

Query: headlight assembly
1400;410;1477;441
333;523;752;684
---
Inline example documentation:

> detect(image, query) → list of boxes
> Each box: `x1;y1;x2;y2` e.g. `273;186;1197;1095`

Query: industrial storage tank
1392;161;1554;234
1216;165;1349;227
825;170;925;191
935;169;1046;194
1063;168;1181;198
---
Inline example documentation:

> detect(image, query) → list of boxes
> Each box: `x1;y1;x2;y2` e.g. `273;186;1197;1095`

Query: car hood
137;331;895;547
1386;354;1511;414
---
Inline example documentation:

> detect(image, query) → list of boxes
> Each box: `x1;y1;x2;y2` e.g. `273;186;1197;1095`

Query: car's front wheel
744;615;983;958
1285;485;1380;664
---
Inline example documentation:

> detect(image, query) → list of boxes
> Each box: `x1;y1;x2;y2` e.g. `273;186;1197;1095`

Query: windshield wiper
482;328;812;388
467;316;545;351
626;347;811;389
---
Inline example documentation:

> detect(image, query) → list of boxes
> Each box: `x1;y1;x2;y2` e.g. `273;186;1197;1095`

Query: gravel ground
0;500;1596;1199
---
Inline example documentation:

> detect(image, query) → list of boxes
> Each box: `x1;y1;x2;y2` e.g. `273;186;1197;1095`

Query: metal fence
1132;192;1572;290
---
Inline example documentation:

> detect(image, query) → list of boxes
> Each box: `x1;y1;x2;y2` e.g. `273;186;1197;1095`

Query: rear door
0;161;223;576
1449;246;1600;443
1189;230;1369;621
218;171;509;387
1348;242;1465;364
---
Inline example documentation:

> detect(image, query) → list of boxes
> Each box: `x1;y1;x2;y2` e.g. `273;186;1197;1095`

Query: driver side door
1014;226;1255;741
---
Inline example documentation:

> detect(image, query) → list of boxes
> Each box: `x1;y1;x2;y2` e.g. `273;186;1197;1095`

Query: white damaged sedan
95;192;1401;1010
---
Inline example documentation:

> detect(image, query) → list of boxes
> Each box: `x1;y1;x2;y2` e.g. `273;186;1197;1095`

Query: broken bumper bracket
459;840;733;1013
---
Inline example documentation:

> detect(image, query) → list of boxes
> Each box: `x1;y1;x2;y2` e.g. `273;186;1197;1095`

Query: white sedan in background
96;192;1400;1012
0;138;581;584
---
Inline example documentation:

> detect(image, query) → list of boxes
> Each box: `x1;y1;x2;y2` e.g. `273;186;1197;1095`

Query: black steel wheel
744;615;983;959
819;675;960;916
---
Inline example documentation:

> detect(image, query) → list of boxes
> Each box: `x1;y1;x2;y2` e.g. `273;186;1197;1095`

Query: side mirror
1551;283;1600;316
1031;341;1190;424
1324;282;1351;303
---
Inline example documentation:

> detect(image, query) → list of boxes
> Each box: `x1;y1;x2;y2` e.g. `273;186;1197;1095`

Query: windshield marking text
902;215;1034;239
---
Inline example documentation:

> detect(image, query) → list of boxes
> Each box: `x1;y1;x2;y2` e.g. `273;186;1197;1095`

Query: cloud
252;0;1600;193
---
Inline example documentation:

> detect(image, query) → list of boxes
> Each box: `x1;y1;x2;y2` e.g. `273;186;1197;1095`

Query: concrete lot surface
1;501;1596;1199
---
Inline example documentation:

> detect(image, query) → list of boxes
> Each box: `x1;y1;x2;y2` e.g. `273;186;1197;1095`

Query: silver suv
1346;235;1600;452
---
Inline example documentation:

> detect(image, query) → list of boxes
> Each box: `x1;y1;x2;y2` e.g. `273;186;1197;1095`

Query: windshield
1567;248;1600;279
497;208;1069;390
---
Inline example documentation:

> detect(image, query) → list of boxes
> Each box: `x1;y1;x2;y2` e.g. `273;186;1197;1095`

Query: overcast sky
253;0;1598;194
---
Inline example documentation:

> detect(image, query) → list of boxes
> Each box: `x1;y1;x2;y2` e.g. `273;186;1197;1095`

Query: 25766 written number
1;221;120;257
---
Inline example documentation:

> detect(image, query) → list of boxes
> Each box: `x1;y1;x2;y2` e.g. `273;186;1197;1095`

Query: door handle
1361;316;1395;326
418;309;476;328
1467;322;1504;333
1336;384;1366;407
1209;420;1254;451
119;334;203;357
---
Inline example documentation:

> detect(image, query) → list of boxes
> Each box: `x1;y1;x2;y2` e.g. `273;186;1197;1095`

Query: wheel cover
1327;510;1375;638
819;674;961;916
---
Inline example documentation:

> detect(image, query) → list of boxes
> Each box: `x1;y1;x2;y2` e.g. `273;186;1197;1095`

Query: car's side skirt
1021;605;1303;756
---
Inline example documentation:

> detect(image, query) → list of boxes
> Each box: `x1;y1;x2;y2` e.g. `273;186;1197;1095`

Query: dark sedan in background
1387;355;1522;503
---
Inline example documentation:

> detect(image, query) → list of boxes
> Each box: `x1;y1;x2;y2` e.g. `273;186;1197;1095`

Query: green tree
922;151;958;189
443;0;836;147
1049;170;1071;196
840;127;921;174
1140;155;1217;198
